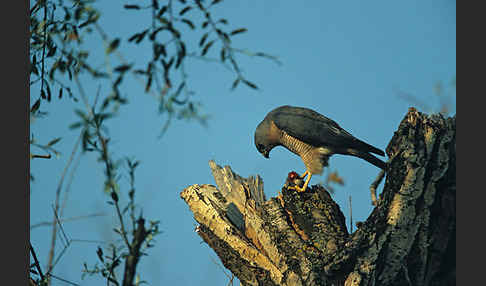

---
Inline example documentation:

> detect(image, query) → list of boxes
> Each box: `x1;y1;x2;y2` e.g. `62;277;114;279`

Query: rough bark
180;108;456;286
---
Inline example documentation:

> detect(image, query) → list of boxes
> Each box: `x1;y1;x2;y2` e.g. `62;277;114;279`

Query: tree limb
181;108;455;286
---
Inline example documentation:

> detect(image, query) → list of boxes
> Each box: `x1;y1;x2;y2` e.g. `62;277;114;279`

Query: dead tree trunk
180;108;456;286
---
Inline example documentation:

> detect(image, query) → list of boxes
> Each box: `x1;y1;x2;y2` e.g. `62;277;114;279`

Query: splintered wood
181;109;455;286
181;161;349;285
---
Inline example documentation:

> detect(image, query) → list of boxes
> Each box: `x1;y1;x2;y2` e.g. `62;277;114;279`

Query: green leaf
114;64;132;73
124;4;141;9
217;18;228;25
67;67;72;80
128;29;149;44
106;38;120;54
201;40;215;56
176;47;185;69
168;26;181;38
181;19;195;30
78;13;100;29
195;0;204;10
31;99;41;113
45;82;52;102
175;82;185;97
96;247;104;262
69;121;83;130
128;33;139;42
230;28;247;36
114;75;123;87
145;74;152;92
221;31;230;43
220;48;226;62
31;65;39;76
157;16;170;25
133;69;147;75
179;6;192;16
211;0;224;5
199;33;208;47
46;45;57;57
154;43;166;59
133;161;140;169
110;190;119;202
78;20;92;28
150;26;169;41
74;109;87;119
242;79;258;89
47;137;62;147
231;78;240;90
157;6;168;17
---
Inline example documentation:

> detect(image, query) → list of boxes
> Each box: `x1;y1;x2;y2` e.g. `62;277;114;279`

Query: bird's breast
280;131;313;156
280;131;331;175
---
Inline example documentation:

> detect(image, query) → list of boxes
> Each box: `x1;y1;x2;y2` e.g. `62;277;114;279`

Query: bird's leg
299;170;309;179
298;173;312;192
288;170;312;192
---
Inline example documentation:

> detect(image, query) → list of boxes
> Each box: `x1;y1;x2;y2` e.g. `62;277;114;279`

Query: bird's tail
353;139;385;156
344;148;387;170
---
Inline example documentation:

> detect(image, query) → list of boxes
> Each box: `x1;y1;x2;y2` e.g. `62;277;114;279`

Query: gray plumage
254;105;386;191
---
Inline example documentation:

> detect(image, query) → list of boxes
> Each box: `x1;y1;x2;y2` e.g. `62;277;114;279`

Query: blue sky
30;1;455;285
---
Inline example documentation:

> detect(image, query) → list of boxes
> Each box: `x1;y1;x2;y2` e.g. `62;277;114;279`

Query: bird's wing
270;106;384;155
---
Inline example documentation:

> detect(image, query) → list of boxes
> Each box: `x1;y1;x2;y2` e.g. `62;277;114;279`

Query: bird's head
254;119;276;159
256;143;270;158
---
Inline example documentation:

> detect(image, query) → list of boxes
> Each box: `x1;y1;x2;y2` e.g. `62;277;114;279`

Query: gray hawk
254;105;386;192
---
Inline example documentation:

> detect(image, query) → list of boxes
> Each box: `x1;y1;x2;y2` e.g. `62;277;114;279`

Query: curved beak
263;150;270;158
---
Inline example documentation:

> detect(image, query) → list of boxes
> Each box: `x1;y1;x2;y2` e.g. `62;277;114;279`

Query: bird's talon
256;106;387;200
288;185;306;192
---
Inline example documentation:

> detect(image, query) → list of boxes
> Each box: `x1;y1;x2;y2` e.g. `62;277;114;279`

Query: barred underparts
279;130;331;175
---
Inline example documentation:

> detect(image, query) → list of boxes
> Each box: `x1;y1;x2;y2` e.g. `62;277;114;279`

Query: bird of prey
254;105;386;192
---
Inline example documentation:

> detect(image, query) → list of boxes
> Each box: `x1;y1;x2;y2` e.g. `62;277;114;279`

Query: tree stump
180;108;456;286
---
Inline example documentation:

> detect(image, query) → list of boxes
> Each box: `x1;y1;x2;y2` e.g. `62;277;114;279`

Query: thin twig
50;241;71;273
40;0;48;98
31;213;106;229
31;154;52;159
232;48;282;66
70;238;112;244
73;73;132;252
46;132;82;282
47;207;73;275
349;196;353;233
114;200;131;250
52;205;70;246
30;242;45;282
48;273;81;286
93;84;102;110
369;169;385;206
60;150;82;218
73;75;94;117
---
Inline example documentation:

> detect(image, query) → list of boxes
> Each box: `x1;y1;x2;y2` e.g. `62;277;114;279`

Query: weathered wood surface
180;108;456;286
